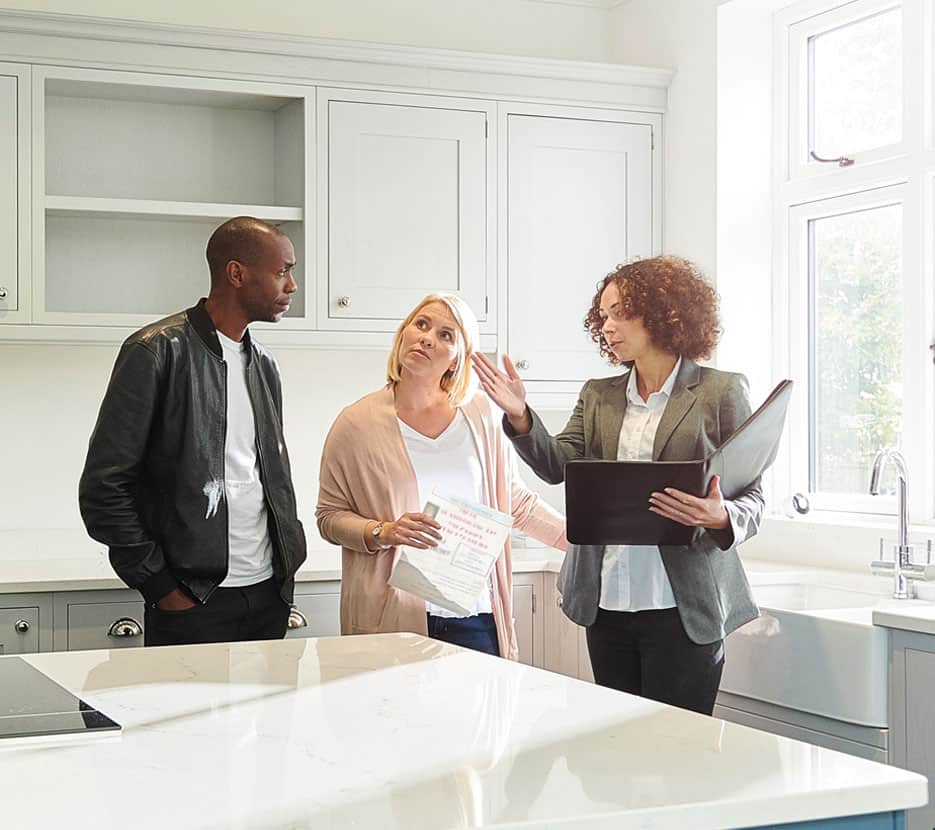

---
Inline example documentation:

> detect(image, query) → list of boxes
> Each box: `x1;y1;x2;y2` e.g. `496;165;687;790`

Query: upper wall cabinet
32;66;311;330
0;62;29;325
503;105;660;385
0;11;670;355
317;88;495;333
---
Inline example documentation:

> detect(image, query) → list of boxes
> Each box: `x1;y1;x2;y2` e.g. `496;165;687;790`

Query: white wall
0;0;613;62
609;0;723;276
0;342;387;534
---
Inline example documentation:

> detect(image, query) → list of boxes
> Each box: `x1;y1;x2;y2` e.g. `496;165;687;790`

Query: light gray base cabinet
889;630;935;830
0;572;589;676
714;691;889;763
0;582;345;654
289;582;341;639
0;593;52;654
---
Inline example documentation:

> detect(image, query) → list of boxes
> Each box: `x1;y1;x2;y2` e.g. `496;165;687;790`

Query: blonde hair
386;293;479;406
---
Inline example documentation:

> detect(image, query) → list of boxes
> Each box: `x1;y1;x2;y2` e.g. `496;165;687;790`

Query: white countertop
873;605;935;635
0;529;559;592
9;528;935;638
0;634;926;829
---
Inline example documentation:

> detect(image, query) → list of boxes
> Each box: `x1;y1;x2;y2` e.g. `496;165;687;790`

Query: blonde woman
316;293;567;658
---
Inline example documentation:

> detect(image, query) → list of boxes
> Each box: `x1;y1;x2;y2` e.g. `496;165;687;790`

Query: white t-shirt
598;358;682;611
217;331;274;587
397;410;492;617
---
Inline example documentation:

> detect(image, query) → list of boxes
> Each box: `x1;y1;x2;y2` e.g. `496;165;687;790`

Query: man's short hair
206;217;284;284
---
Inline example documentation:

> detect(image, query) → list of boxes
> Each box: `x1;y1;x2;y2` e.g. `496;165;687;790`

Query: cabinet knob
0;286;7;300
13;619;29;634
336;296;351;308
287;606;308;629
515;359;530;370
107;617;143;638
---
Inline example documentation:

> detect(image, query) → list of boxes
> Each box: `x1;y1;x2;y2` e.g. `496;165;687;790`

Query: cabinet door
506;111;658;383
320;89;493;330
288;587;340;639
0;607;40;654
53;592;145;651
903;648;935;830
542;572;580;678
512;573;542;667
0;63;28;321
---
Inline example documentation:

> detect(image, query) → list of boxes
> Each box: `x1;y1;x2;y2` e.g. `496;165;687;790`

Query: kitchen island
0;633;925;829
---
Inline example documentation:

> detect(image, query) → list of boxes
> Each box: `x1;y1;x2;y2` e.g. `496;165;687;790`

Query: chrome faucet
869;448;916;598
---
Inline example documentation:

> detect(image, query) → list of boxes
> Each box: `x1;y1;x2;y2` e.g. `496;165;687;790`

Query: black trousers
585;606;724;715
144;577;290;647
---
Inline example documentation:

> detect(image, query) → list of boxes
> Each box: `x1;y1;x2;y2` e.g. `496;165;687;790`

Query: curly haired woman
472;256;763;714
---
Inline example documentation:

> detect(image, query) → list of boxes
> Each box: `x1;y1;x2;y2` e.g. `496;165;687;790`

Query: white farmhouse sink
721;581;916;728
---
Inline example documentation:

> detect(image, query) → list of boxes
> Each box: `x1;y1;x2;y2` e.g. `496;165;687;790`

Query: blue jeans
427;612;499;656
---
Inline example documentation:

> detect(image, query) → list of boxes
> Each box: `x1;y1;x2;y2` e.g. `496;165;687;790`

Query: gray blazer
506;358;762;645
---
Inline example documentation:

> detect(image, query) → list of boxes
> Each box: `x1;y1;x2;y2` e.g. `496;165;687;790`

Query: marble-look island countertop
1;634;927;829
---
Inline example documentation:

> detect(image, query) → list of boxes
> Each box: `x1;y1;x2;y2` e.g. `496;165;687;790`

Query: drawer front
0;607;40;654
66;601;145;651
287;592;340;639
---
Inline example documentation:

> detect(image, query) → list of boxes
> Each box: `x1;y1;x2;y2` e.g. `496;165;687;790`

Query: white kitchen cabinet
52;589;145;651
31;66;310;330
513;573;542;667
0;13;669;348
502;105;660;385
0;594;50;654
317;88;494;333
0;62;29;324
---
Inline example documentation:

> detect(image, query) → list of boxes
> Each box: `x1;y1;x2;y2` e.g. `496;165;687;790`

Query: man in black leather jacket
79;217;308;646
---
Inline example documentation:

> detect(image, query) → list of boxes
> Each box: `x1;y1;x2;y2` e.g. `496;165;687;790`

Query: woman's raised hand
471;353;529;423
381;512;443;549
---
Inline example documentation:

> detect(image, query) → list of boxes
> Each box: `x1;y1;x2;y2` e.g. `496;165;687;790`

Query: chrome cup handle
108;617;143;638
287;606;308;629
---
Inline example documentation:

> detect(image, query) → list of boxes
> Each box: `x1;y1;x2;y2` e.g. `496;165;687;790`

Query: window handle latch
809;150;855;167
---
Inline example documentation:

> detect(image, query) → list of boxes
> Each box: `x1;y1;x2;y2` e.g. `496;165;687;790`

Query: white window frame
787;0;906;182
773;0;934;522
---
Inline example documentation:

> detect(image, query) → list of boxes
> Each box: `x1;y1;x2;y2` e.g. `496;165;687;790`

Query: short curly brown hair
584;256;721;366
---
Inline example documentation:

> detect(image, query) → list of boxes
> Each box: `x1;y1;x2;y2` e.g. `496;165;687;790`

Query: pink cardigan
316;385;567;660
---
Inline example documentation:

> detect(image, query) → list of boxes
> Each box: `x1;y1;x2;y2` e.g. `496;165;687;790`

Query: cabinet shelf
45;195;303;223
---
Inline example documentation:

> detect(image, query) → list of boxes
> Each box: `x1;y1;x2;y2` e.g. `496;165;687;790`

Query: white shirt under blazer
599;358;681;611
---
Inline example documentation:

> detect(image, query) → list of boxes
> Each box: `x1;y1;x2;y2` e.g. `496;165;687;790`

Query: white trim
0;62;29;325
0;322;497;352
525;0;629;8
0;10;671;91
786;0;906;182
786;185;909;516
43;196;303;222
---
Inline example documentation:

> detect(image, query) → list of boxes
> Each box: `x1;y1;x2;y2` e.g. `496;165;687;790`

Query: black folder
565;379;794;546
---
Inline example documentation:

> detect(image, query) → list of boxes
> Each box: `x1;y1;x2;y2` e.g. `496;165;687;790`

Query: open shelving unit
33;67;311;328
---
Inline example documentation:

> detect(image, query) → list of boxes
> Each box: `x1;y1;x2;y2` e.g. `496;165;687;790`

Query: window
776;0;930;518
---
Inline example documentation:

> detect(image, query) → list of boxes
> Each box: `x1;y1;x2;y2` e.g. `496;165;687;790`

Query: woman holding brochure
472;256;763;713
316;293;567;658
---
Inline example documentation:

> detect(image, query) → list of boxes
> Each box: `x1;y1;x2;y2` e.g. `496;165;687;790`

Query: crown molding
0;9;671;89
521;0;630;8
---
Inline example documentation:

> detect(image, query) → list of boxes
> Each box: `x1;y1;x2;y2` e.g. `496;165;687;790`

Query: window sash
786;0;906;182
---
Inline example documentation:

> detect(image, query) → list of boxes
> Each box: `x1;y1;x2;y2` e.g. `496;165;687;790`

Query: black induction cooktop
0;657;120;741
